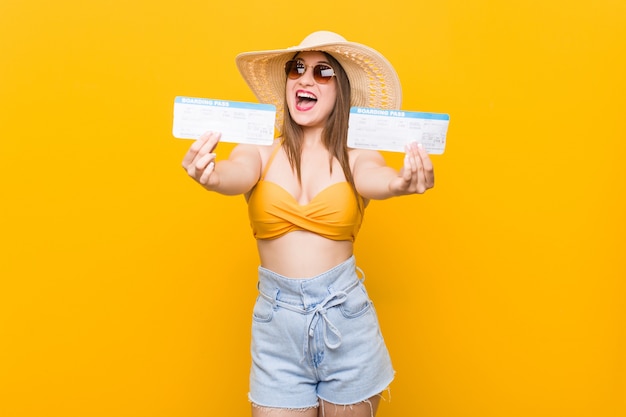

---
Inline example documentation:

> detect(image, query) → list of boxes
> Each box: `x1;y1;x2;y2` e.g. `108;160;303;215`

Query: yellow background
1;0;625;416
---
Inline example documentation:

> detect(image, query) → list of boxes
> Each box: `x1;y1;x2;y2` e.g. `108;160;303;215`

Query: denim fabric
248;256;394;409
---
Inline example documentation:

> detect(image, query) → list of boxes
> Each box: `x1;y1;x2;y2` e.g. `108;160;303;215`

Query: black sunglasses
284;59;336;84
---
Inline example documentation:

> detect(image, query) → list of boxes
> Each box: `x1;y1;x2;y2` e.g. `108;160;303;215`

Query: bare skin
182;131;433;278
182;51;434;416
251;396;381;417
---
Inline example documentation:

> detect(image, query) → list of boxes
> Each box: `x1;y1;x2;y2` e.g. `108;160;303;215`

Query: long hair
281;52;362;210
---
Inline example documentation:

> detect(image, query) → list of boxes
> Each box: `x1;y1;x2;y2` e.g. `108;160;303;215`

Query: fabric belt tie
258;274;362;354
307;291;347;349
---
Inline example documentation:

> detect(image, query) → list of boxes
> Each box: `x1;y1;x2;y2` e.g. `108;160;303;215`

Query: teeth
297;92;317;100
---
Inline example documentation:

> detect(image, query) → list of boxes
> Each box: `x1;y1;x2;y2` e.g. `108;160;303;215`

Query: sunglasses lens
313;65;334;83
285;60;304;79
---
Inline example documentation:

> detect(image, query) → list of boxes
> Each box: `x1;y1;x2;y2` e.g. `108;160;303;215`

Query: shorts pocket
339;285;372;319
252;295;274;323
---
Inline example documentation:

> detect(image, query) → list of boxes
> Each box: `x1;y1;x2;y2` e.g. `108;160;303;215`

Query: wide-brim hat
235;31;402;134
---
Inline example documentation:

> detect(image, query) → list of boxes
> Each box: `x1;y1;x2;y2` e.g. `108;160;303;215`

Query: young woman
182;31;434;417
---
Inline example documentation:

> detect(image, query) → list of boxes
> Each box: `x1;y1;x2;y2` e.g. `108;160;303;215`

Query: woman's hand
388;142;435;195
181;131;263;196
181;131;221;189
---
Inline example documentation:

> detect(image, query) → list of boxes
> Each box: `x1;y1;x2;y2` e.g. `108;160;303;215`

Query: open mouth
295;90;317;111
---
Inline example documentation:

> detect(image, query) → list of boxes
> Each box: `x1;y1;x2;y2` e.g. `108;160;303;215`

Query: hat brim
235;32;402;134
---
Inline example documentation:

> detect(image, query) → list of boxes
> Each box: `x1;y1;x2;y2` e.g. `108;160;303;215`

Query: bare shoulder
230;139;281;176
258;138;282;159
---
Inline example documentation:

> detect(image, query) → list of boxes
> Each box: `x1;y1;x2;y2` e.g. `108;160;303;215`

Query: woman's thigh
250;395;381;417
251;404;318;417
319;395;381;417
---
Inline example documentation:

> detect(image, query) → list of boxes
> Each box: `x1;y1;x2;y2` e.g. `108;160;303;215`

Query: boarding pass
172;96;276;145
347;107;449;154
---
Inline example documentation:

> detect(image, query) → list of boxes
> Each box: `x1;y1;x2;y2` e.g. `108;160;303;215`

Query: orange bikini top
247;144;363;241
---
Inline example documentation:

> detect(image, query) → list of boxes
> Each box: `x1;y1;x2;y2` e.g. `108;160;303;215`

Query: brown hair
281;52;362;209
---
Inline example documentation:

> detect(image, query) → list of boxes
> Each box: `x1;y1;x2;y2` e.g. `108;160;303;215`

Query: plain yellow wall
1;0;625;416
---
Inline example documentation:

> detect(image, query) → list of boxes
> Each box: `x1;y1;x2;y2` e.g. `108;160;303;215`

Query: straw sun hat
235;31;402;133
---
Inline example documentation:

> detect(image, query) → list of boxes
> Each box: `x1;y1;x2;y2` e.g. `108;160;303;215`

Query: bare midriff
257;231;353;278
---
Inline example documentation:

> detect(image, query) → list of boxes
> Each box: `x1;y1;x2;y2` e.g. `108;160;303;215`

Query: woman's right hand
181;131;221;189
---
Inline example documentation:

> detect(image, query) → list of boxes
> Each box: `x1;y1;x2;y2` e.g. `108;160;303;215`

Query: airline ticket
172;96;276;145
347;107;450;154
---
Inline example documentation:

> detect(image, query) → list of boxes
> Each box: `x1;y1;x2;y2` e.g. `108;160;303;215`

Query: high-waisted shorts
248;256;395;409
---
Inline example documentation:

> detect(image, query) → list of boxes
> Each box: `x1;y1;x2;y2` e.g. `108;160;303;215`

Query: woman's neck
300;126;324;148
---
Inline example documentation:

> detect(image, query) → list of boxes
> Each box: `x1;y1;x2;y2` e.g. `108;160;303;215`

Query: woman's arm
352;142;435;200
182;131;262;196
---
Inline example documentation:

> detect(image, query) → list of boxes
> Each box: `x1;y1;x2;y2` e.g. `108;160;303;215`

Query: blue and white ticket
347;107;450;154
172;96;276;145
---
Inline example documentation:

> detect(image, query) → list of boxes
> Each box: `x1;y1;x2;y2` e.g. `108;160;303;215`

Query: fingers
415;143;435;189
194;151;217;179
182;132;208;169
182;131;221;184
402;142;435;194
199;161;215;184
402;145;415;181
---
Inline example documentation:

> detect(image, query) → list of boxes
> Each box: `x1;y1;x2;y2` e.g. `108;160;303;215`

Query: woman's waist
257;254;362;305
257;231;353;278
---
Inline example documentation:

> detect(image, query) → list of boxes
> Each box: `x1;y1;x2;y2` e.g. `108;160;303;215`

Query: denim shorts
248;256;395;409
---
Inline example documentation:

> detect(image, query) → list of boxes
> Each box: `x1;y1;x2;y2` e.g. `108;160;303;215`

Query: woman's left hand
389;142;435;195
